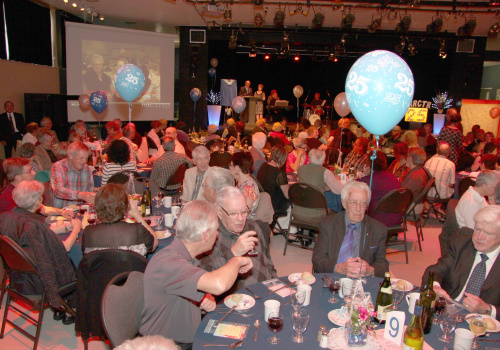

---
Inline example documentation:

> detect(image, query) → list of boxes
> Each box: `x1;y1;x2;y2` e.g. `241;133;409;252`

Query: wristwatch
485;304;493;316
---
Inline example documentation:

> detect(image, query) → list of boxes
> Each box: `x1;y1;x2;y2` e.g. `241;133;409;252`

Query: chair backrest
165;163;188;187
288;183;328;211
0;235;38;275
268;136;284;147
108;171;141;185
133;177;161;196
406;177;435;216
373;188;414;216
101;271;144;348
458;177;476;199
253;192;274;224
205;139;217;150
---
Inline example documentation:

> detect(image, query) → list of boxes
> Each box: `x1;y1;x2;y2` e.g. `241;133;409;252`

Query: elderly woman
319;126;332;147
306;126;324;150
82;184;157;256
22;122;38;145
269;122;290;145
56;141;70;160
38;117;60;144
34;132;58;171
387;142;410;180
229;152;260;219
0;180;81;318
478;131;495;154
286;137;309;173
401;130;420;149
20;142;43;173
101;140;137;186
342;137;370;173
437;114;463;163
205;124;221;142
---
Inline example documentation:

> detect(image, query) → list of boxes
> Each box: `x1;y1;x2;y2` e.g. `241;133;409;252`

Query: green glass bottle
375;272;393;323
141;185;151;217
420;271;437;334
402;299;424;350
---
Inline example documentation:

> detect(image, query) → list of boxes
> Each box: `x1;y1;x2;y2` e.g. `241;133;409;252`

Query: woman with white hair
269;122;290;145
286;137;309;173
205;124;221;142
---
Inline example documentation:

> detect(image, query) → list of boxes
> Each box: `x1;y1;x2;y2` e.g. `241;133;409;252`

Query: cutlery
322;276;328;288
245;287;262;300
216;311;255;317
202;341;244;348
215;305;237;326
254;320;261;341
324;275;332;285
267;282;295;295
478;339;500;342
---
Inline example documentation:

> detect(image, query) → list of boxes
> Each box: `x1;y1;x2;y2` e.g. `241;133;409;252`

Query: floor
0;217;444;349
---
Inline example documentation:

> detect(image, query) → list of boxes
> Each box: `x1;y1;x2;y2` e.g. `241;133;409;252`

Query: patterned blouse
437;126;463;164
237;177;260;220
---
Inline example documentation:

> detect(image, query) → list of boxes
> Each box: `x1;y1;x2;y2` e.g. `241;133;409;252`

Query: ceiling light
293;54;300;61
274;10;285;28
488;22;500;38
280;32;289;55
99;15;104;20
80;4;85;11
458;18;477;37
249;45;257;57
410;0;421;8
302;7;309;16
63;0;69;3
341;14;355;29
368;17;381;33
490;0;500;6
254;13;264;27
427;17;443;33
72;2;77;7
264;54;271;60
229;30;237;50
290;7;301;16
408;42;416;56
439;39;447;58
395;37;405;55
397;15;412;33
312;12;325;29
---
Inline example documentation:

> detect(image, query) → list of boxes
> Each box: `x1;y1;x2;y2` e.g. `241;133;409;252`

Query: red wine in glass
268;317;283;332
145;219;151;225
79;208;87;215
87;218;96;225
328;281;340;304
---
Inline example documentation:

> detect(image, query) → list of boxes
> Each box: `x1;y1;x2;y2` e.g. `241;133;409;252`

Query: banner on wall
461;99;500;137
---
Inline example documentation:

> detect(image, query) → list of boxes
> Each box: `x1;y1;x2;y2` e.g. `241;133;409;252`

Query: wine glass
267;312;284;344
469;316;488;349
154;192;165;208
433;297;447;324
291;309;309;343
390;282;406;310
439;313;457;343
328;281;340;304
290;290;306;313
246;221;258;257
88;207;97;225
153;211;163;228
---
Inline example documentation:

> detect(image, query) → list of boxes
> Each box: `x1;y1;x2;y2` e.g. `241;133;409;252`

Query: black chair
205;139;217;150
284;183;333;255
161;163;189;196
0;235;76;350
210;151;232;168
438;198;460;257
405;177;435;251
373;188;414;264
0;254;6;309
458;177;476;199
268;136;284;147
107;170;141;185
101;271;144;348
76;249;149;350
425;175;452;222
133;176;161;196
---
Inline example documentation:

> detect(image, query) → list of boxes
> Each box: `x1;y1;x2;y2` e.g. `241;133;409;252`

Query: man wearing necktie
422;205;500;320
0;101;26;158
312;181;389;278
238;80;253;97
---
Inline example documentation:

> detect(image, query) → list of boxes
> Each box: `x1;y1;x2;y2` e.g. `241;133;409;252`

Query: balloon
190;88;201;102
345;50;414;136
89;90;108;114
334;92;351;117
114;64;146;102
293;85;304;99
78;94;90;110
208;68;216;78
232;96;246;114
447;108;458;117
210;58;219;68
490;107;500;119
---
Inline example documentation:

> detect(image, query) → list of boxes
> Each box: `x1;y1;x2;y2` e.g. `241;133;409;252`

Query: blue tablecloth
193;274;500;349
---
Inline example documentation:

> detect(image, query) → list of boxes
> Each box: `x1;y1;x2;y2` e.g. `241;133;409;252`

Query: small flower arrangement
431;91;453;111
206;90;221;105
350;306;377;335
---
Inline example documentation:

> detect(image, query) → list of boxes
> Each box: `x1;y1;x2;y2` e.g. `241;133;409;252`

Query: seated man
456;170;499;229
425;141;456;200
249;132;267;178
252;118;268;135
312;181;389;278
181;145;211;201
51;141;95;208
203;166;235;203
162;127;186;155
401;147;429;199
200;186;277;295
140;200;253;348
422;206;500;320
151;137;193;190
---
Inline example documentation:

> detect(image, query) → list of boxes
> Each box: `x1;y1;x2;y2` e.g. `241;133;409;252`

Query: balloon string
128;103;132;124
296;98;299;123
193;101;197;125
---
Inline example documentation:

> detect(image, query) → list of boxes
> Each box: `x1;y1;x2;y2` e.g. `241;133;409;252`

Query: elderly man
423;205;500;320
425;141;455;200
385;125;403;149
51;141;95;208
312;181;389;278
140;200;253;348
0;101;26;158
105;121;123;142
151;137;193;191
329;118;357;164
203;166;235;203
250;132;267;178
200;187;277;295
35;132;58;171
181;146;211;202
222;118;237;140
252;118;268;135
38;117;59;143
456;170;499;229
162;127;186;155
239;80;253;96
401;147;430;198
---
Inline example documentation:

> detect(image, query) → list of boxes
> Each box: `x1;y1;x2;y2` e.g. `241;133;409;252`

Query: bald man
162;127;185;155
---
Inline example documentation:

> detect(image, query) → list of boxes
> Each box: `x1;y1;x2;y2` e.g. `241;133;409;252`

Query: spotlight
290;7;301;16
63;0;69;3
491;0;500;5
408;42;416;56
249;45;257;58
397;15;412;32
264;54;271;60
280;33;289;55
252;0;264;5
99;14;104;20
439;39;447;58
410;0;421;7
293;54;300;61
224;8;232;20
229;30;237;50
312;12;325;29
341;14;355;29
254;13;264;27
274;10;285;28
488;22;500;38
302;7;309;16
427;17;443;33
72;2;77;7
328;49;338;62
458;18;477;37
80;4;85;11
368;17;382;33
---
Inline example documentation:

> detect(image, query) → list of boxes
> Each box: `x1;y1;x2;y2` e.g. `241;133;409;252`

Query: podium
243;96;262;124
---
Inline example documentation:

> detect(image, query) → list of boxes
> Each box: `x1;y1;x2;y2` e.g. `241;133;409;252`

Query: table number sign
384;311;405;345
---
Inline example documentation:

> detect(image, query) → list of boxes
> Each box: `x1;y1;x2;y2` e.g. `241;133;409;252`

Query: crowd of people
0;99;499;349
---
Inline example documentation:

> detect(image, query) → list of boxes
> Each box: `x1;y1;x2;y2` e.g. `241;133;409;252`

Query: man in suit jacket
312;181;389;278
0;101;26;158
252;118;268;135
238;80;253;97
181;146;211;202
422;205;500;320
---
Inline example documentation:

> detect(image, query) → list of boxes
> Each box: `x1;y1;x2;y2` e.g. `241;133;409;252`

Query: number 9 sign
114;64;146;102
384;311;405;345
345;50;414;136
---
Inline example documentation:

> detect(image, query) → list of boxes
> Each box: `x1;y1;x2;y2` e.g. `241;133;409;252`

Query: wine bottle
349;165;355;180
420;271;437;334
145;181;152;204
141;185;151;217
375;272;392;323
95;150;102;171
402;299;424;350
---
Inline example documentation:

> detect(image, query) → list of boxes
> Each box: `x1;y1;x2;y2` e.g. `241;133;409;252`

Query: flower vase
345;321;368;347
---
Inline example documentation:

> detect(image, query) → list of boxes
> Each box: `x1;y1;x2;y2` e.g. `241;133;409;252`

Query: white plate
50;221;71;230
288;272;316;285
391;278;413;291
223;294;255;311
328;308;350;327
466;314;500;333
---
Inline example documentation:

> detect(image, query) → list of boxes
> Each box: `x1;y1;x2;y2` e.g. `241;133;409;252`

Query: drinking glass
290;290;305;313
245;221;258;257
342;281;353;308
267;312;284;344
469;316;487;349
433;297;447;324
154;192;165;208
439;313;457;343
88;207;97;225
291;309;309;343
390;282;406;310
153;211;163;228
328;281;340;304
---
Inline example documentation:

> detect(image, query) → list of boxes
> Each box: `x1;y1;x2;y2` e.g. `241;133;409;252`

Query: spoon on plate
202;341;244;348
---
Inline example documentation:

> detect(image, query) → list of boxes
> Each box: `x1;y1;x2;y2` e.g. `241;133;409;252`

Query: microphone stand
326;90;333;124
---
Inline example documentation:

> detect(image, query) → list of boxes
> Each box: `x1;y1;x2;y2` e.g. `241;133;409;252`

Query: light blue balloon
89;90;108;114
114;64;146;102
190;88;201;102
345;50;414;136
208;68;216;78
232;96;246;114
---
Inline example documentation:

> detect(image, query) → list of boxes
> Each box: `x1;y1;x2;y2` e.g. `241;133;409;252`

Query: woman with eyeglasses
229;152;260;220
286;137;309;173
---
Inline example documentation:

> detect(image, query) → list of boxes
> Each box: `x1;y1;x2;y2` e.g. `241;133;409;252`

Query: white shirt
21;133;37;145
8;113;19;132
174;139;186;155
455;186;488;229
425;155;455;199
147;129;164;158
324;170;344;195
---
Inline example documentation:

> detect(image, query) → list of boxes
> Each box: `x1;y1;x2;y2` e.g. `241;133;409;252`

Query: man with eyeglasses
312;181;389;278
200;186;277;297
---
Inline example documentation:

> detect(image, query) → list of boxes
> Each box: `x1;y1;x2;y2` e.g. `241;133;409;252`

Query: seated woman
82;183;158;256
286;137;309;173
306;126;324;150
101;140;137;186
20;142;43;173
0;180;81;321
387;142;410;180
229;152;260;220
342;137;370;174
269;122;290;145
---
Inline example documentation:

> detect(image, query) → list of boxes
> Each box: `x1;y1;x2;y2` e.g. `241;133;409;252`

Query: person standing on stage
239;80;253;97
254;84;266;119
0;101;26;158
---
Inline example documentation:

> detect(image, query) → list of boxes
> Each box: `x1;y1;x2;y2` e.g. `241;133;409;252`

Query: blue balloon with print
89;90;108;114
232;96;246;114
190;88;202;102
114;64;146;102
344;50;414;136
208;68;216;78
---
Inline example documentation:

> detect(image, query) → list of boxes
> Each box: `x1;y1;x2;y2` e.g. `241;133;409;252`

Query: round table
193;274;500;349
